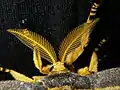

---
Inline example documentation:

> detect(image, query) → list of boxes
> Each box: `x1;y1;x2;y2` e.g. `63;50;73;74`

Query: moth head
52;62;66;72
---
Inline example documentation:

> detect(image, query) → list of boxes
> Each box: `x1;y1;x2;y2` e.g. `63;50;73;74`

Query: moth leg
88;39;107;74
32;76;45;82
77;51;98;76
77;66;91;76
33;48;52;74
88;51;98;73
0;67;34;82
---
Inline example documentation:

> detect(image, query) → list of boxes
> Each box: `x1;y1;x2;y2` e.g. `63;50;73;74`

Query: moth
0;1;120;90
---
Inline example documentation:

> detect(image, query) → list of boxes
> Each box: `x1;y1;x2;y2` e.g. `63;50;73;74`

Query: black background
0;0;120;80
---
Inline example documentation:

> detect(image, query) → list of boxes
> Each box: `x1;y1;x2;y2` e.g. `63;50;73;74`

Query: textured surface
90;67;120;88
40;68;120;89
41;71;91;89
0;80;47;90
0;68;120;89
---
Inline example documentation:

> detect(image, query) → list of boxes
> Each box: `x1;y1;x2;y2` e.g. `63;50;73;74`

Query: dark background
0;0;120;80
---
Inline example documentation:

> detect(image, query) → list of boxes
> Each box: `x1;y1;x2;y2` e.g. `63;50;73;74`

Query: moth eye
50;66;54;71
64;63;68;69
